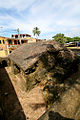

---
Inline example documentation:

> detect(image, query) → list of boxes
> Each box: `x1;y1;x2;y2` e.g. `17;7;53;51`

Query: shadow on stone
0;68;26;120
48;111;74;120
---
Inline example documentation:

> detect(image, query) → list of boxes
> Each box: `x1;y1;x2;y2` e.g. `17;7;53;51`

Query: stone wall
0;57;10;68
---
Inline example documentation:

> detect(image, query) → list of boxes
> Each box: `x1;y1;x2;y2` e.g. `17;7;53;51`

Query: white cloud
0;0;36;11
0;0;80;38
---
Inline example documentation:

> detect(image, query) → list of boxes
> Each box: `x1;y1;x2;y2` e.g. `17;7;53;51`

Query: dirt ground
0;67;46;120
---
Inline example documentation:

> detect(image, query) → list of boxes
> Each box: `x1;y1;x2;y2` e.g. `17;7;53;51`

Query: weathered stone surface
9;41;80;93
8;41;80;119
38;70;80;120
38;110;75;120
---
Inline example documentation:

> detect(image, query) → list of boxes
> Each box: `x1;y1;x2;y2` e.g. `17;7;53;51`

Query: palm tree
32;27;41;38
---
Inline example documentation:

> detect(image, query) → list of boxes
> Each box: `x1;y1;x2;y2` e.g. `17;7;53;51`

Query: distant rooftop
12;34;31;38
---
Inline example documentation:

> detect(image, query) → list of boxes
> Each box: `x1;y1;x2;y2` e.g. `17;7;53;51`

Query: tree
32;27;41;38
52;33;67;44
66;36;80;43
66;37;74;43
73;36;80;42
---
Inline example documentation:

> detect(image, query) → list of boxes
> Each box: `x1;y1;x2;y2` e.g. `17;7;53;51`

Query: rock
8;41;80;119
38;110;75;120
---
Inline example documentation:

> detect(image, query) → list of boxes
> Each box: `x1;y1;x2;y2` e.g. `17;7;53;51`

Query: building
0;36;8;57
0;36;28;57
12;34;31;38
0;34;40;57
11;34;37;43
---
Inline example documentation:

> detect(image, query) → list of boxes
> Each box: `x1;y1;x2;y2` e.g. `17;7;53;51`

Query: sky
0;0;80;39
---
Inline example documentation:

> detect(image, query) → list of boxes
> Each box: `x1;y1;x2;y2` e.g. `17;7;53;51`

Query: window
23;35;25;38
21;40;24;44
15;35;18;38
8;40;12;44
9;51;12;53
18;40;20;44
14;40;17;44
0;40;1;44
3;40;5;44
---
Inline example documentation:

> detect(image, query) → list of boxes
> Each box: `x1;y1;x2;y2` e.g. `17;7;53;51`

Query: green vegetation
52;33;80;44
52;33;67;44
32;27;41;38
66;36;80;42
66;37;74;43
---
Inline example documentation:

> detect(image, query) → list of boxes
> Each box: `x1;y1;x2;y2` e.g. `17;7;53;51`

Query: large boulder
9;40;80;108
8;41;80;119
24;41;79;93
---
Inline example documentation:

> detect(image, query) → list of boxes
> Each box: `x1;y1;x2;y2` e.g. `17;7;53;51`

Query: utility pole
17;28;20;35
17;28;21;44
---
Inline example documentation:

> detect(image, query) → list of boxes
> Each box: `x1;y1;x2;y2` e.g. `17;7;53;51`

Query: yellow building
11;34;37;43
0;36;8;57
0;36;27;57
0;34;40;57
